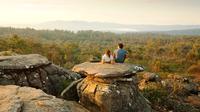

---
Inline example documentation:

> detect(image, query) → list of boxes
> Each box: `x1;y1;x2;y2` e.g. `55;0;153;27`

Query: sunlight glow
0;0;200;25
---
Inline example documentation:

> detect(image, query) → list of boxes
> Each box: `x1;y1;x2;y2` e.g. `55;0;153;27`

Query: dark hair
105;49;111;57
118;43;124;49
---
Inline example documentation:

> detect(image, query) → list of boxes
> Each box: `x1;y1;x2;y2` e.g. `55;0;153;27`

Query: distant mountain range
1;21;200;35
157;28;200;35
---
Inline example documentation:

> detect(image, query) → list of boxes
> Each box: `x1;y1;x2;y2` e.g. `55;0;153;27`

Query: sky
0;0;200;25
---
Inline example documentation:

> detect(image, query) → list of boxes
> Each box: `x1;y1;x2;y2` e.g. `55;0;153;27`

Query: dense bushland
0;27;200;74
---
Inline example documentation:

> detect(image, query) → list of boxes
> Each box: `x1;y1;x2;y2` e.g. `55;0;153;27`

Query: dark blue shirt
114;48;127;63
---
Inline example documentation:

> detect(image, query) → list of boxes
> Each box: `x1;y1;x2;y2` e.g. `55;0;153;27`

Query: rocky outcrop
73;62;152;112
139;73;199;96
0;85;89;112
138;73;200;112
0;54;81;97
72;62;140;78
142;72;160;82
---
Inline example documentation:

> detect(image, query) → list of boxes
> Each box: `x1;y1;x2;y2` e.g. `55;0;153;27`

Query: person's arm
113;50;116;59
101;55;105;64
101;60;105;64
124;54;127;59
123;51;128;61
110;55;115;64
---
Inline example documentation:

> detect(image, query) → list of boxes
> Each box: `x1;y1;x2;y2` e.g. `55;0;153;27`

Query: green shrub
142;87;168;104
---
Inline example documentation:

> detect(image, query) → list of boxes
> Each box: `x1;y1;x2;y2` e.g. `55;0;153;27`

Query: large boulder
0;54;49;69
72;62;140;78
0;85;89;112
0;54;81;97
73;62;152;112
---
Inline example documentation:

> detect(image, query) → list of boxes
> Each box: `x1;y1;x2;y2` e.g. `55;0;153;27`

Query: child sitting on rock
101;49;115;64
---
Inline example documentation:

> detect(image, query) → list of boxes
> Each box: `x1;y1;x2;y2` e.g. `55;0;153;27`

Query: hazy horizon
0;0;200;26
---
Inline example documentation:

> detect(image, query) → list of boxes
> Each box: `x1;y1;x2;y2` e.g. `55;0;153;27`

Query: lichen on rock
0;54;81;98
0;85;89;112
73;62;152;112
72;62;141;78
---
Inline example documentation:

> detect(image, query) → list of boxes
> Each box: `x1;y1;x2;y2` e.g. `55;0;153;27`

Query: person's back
102;49;114;64
114;43;127;63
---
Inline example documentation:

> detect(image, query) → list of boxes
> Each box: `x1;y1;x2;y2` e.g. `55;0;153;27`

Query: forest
1;27;200;111
0;27;200;75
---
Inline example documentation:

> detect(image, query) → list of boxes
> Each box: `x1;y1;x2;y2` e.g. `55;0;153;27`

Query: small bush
142;87;168;104
187;64;200;74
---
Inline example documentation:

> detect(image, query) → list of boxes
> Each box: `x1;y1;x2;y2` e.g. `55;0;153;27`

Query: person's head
118;43;124;49
105;49;111;57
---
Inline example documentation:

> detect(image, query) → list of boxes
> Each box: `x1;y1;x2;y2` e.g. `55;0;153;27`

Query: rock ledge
0;54;50;69
72;62;139;78
73;62;152;112
0;85;89;112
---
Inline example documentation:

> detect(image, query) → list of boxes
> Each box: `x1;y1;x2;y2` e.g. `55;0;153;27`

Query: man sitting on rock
113;43;128;63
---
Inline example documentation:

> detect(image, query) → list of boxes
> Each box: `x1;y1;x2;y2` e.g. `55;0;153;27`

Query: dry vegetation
0;28;200;111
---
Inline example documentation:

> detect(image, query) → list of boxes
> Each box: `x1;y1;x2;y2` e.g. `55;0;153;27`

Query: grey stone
0;85;89;112
73;62;152;112
0;54;50;69
0;54;81;100
77;76;152;112
72;62;139;78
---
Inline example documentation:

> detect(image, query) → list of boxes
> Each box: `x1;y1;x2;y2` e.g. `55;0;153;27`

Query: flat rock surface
0;85;89;112
72;62;138;78
0;54;82;97
0;54;50;69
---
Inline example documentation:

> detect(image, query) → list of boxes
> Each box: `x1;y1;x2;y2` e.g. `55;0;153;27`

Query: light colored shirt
102;54;114;63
